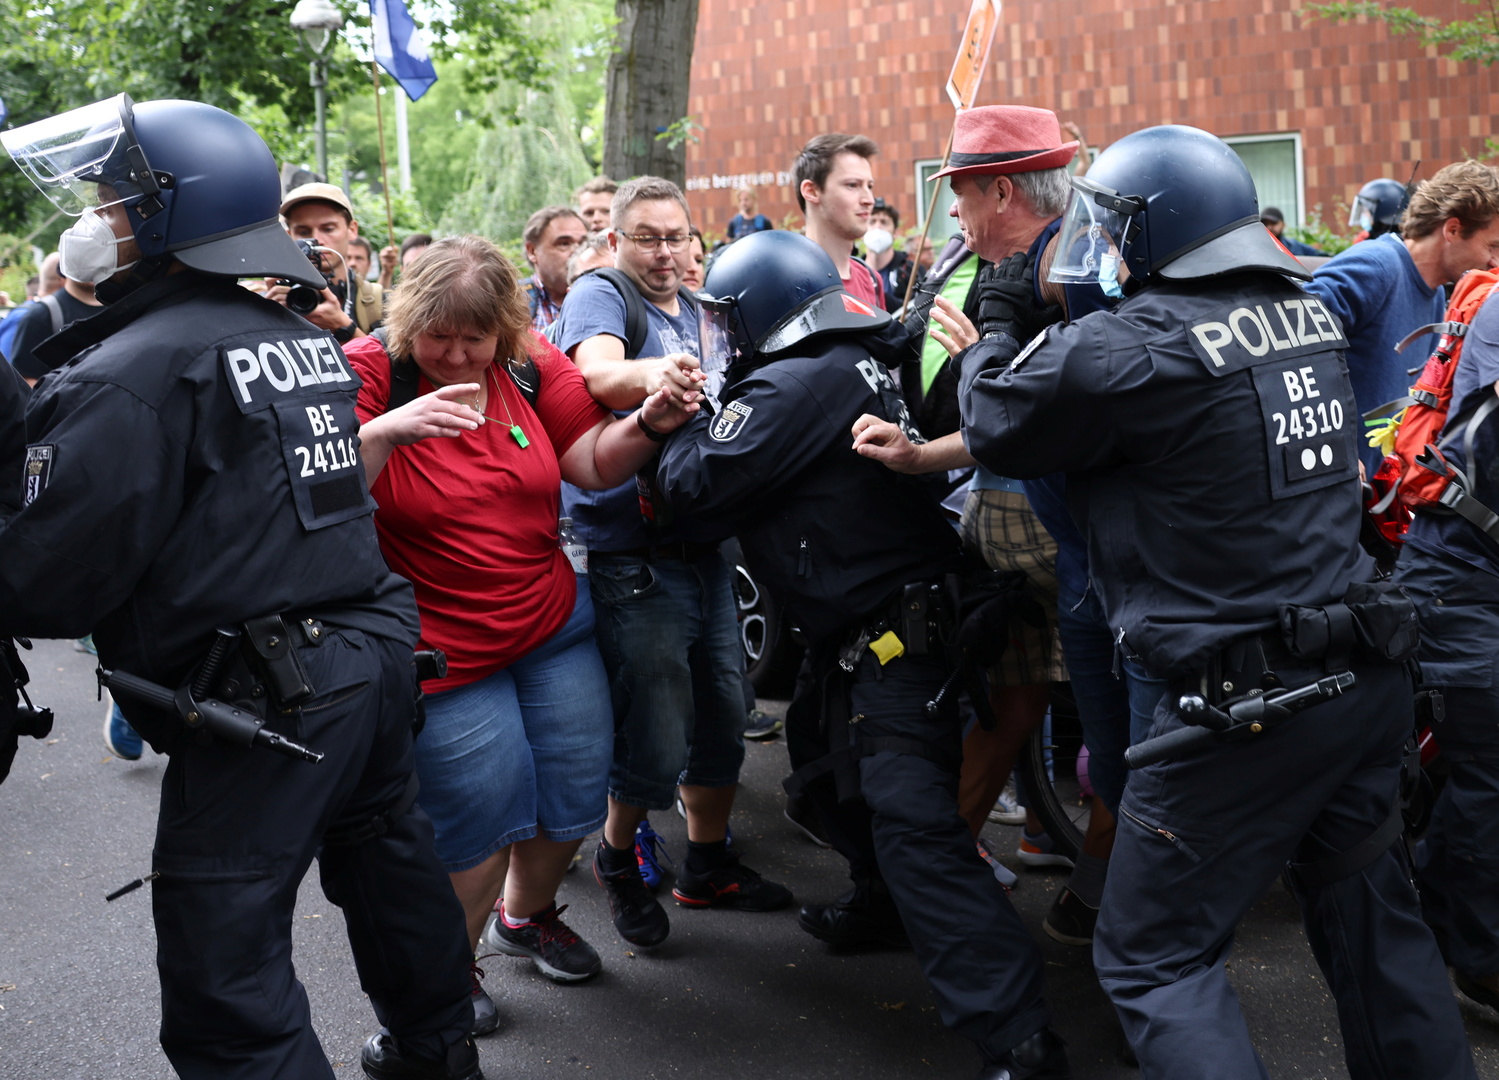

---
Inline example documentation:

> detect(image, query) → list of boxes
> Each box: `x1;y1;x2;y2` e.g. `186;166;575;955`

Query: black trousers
1397;544;1499;981
787;645;1050;1063
152;629;473;1080
1095;657;1476;1080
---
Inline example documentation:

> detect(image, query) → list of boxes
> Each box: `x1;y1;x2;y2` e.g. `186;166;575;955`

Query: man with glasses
550;177;792;951
520;206;588;332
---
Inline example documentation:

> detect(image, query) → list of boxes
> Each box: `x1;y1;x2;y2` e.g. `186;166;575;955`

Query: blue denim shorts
588;550;747;809
413;582;612;871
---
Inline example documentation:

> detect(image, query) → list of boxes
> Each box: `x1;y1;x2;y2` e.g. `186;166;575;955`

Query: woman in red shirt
347;236;699;1033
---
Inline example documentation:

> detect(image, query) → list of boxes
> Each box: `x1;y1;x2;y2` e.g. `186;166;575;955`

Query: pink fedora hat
929;106;1078;180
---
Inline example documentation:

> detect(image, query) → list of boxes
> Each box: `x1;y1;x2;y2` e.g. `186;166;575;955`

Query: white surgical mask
863;228;894;255
59;208;138;285
1098;252;1125;300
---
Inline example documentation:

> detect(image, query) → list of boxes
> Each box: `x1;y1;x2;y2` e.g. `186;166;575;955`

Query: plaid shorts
958;488;1067;686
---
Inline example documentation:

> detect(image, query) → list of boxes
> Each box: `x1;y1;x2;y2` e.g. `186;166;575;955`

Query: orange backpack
1364;268;1499;544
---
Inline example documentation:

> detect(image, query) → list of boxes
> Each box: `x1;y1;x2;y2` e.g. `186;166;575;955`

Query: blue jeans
589;550;747;809
1055;577;1167;815
416;582;612;871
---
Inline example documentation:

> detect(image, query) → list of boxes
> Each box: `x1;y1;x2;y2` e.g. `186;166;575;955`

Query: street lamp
290;0;345;180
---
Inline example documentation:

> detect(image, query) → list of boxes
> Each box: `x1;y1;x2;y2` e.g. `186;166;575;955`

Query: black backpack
370;327;540;413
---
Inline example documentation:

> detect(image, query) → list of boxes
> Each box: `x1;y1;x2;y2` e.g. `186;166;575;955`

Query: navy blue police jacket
0;272;418;719
657;324;962;646
0;362;27;518
959;271;1371;678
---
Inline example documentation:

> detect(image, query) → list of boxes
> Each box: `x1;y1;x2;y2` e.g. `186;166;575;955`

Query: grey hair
566;231;612;283
974;167;1072;218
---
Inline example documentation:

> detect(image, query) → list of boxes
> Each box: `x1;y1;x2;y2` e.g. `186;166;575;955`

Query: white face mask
863;227;894;255
59;208;139;285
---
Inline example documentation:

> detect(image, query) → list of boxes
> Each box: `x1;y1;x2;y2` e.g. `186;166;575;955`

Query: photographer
265;183;387;344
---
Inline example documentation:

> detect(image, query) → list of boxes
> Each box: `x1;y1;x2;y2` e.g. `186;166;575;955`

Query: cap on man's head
929;106;1078;181
1260;206;1285;225
279;182;354;220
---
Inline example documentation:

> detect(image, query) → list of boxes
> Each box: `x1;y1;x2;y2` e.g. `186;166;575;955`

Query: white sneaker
987;785;1027;826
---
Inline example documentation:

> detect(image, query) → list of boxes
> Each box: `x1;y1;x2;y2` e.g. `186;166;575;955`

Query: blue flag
0;96;7;127
371;0;437;102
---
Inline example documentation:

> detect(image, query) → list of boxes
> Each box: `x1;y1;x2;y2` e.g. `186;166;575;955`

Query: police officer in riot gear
958;124;1476;1079
0;96;480;1080
1350;176;1409;239
656;230;1067;1080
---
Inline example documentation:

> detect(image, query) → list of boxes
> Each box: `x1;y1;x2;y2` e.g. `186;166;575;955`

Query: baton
101;667;323;764
1125;671;1356;770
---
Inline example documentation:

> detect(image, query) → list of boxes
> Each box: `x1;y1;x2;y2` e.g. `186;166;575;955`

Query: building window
1224;133;1304;227
914;160;962;239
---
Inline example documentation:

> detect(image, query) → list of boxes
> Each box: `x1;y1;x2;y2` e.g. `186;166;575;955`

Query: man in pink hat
853;105;1136;1002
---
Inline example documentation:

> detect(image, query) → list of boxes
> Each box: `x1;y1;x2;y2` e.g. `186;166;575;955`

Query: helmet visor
697;295;740;405
1048;176;1143;285
1348;194;1376;231
1;95;143;216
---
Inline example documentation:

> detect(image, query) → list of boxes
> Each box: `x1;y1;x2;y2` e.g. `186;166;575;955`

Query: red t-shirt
843;258;885;311
346;333;610;692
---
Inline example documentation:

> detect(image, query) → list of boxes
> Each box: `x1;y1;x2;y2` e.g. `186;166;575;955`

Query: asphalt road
1;637;1496;1079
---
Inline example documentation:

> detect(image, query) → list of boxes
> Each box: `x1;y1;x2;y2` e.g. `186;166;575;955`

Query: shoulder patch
710;400;753;442
23;444;53;507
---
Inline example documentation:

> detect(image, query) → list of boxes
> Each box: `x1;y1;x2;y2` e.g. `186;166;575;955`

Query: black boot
975;1028;1070;1080
798;879;910;949
361;1031;484;1080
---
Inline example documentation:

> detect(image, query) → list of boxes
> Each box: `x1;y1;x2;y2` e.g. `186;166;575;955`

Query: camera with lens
279;239;346;316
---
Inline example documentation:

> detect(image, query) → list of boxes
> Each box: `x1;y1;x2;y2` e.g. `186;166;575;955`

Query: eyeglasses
620;232;691;253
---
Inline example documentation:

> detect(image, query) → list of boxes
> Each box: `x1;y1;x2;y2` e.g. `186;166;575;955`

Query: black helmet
1049;124;1309;288
1349;177;1408;236
697;231;889;371
2;94;322;287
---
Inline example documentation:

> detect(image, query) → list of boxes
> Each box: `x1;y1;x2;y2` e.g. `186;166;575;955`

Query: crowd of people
1;89;1497;1080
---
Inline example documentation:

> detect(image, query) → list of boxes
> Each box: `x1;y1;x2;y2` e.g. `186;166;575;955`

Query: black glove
972;251;1037;342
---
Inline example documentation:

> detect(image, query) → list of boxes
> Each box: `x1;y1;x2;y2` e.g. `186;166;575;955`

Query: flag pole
371;61;398;250
901;120;957;316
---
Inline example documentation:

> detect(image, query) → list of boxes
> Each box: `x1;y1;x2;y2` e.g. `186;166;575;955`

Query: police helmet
1049;124;1310;288
1349;177;1408;236
1;94;322;287
697;231;889;372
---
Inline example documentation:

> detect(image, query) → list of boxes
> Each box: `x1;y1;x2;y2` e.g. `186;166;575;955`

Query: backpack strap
38;292;64;335
372;326;541;414
591;267;650;359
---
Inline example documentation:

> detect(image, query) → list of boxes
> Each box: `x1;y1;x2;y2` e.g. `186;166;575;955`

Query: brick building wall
685;0;1499;241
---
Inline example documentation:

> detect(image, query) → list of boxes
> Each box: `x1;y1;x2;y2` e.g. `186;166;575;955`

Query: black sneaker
593;841;670;946
1455;968;1499;1013
672;853;793;911
468;961;499;1036
743;708;784;740
975;1028;1071;1080
361;1031;483;1080
1041;887;1098;947
482;902;602;983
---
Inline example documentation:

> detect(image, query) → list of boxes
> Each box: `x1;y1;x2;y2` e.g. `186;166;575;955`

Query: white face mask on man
58;208;139;285
862;228;894;255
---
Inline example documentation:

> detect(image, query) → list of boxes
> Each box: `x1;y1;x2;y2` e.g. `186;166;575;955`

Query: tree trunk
602;0;700;186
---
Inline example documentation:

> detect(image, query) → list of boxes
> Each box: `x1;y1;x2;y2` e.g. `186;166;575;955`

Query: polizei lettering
1186;296;1348;375
223;335;354;407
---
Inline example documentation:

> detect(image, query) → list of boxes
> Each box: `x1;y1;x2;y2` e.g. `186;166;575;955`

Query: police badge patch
710;400;753;442
23;445;53;507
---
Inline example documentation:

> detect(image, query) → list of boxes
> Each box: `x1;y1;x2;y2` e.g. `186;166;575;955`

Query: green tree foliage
435;0;615;245
438;84;594;245
335;61;487;228
0;0;557;235
1311;1;1499;66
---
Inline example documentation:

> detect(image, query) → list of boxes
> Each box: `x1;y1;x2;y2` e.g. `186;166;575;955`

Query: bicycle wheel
1016;685;1090;862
